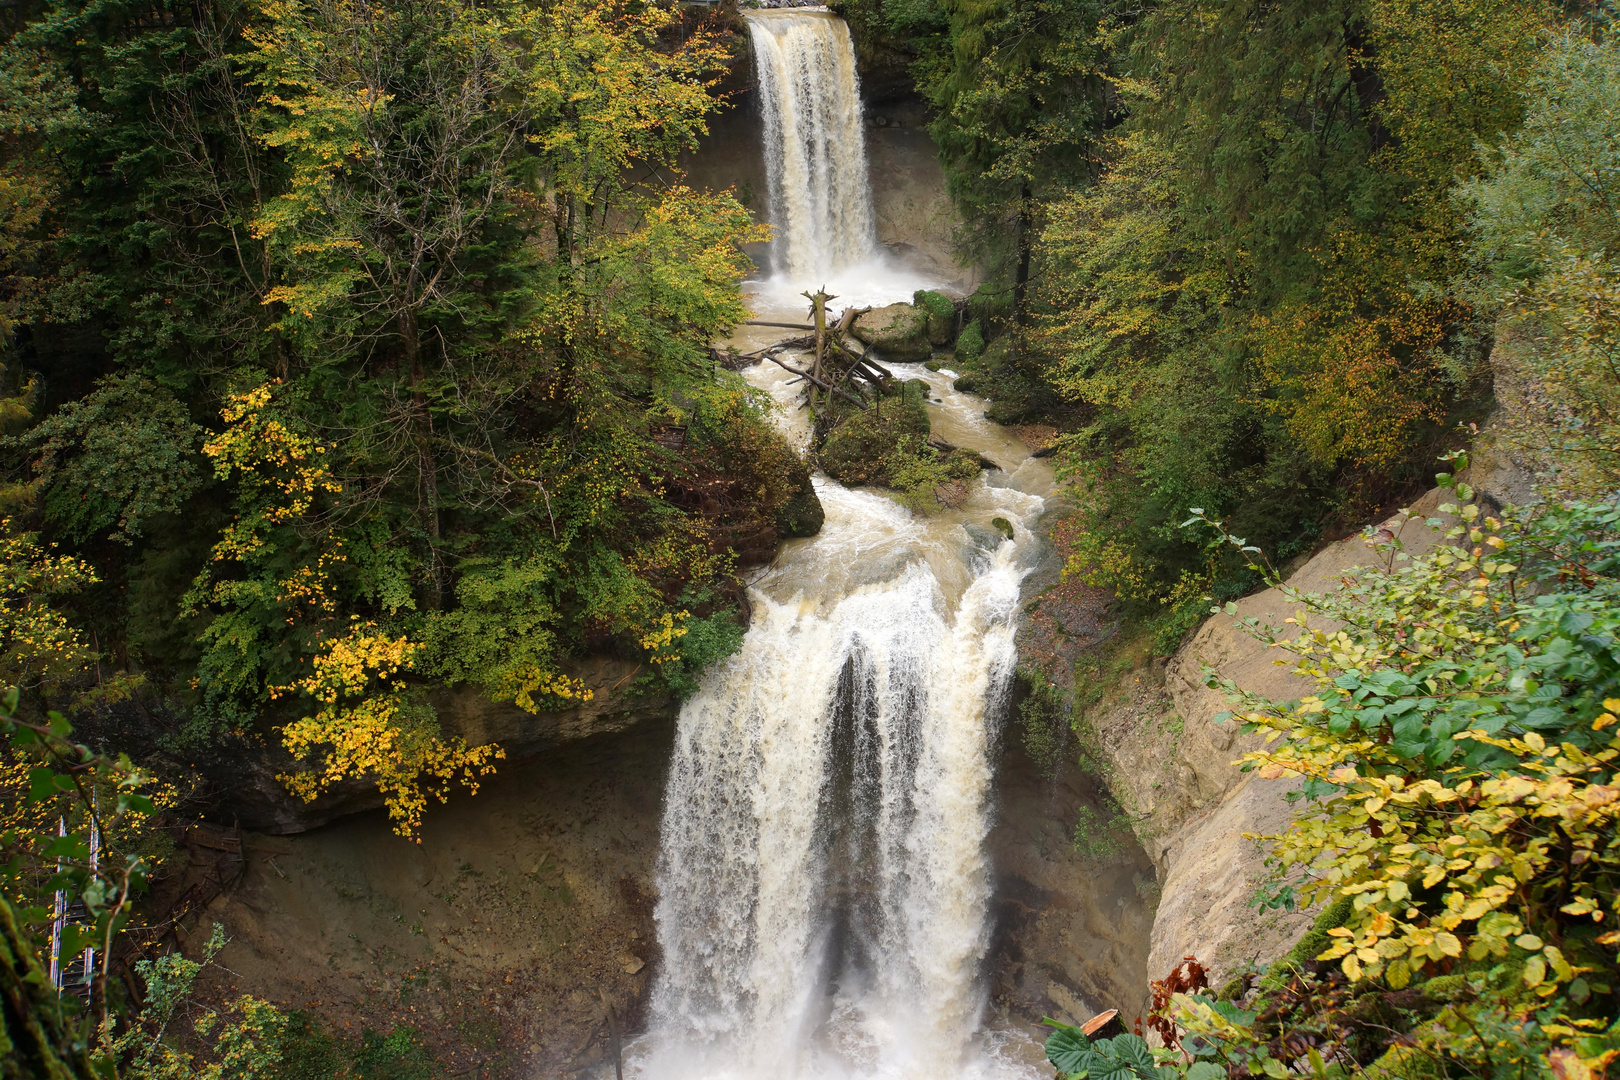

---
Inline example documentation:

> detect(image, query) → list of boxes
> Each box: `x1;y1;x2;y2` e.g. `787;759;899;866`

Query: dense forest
1;0;1618;1073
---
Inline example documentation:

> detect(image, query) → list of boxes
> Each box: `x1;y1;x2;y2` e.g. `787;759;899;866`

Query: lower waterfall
631;364;1052;1080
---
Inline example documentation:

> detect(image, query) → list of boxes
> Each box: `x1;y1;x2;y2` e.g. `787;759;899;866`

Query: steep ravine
198;414;1150;1078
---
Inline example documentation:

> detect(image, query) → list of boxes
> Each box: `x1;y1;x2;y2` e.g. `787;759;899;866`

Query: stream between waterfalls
626;354;1057;1080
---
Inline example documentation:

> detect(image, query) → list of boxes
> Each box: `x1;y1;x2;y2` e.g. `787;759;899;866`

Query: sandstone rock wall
1096;440;1553;992
1098;490;1453;988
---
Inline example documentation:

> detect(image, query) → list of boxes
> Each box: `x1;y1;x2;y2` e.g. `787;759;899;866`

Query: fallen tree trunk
763;354;868;410
711;335;816;369
834;305;871;335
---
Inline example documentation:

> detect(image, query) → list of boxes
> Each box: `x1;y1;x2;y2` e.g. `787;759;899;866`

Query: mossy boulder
912;289;956;346
980;334;1013;369
819;384;930;485
954;319;985;364
951;332;1008;392
851;303;931;361
774;462;824;538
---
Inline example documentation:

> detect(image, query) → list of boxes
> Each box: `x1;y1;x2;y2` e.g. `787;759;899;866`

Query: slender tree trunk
1013;181;1033;364
400;306;443;609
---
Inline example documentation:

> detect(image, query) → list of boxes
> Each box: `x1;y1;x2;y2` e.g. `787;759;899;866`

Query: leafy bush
1461;32;1620;497
886;439;982;513
14;374;203;544
913;288;956;345
1070;803;1132;863
818;386;930;486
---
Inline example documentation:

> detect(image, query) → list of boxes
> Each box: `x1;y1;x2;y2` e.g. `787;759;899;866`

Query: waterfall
632;17;1046;1076
747;11;877;281
637;473;1049;1080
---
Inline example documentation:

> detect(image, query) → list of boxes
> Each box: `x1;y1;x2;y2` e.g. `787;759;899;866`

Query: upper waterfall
746;11;878;281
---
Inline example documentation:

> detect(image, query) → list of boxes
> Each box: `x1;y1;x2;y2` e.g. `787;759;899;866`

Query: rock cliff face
1097;490;1453;989
205;716;674;1076
1023;446;1539;1003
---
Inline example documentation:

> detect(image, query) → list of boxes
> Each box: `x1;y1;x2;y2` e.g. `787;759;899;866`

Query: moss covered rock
819;384;930;485
851;303;931;361
912;289;956;346
774;462;824;538
954;319;985;364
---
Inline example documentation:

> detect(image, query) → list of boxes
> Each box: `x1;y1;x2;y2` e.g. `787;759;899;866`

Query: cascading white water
747;11;877;281
633;16;1047;1075
633;360;1055;1080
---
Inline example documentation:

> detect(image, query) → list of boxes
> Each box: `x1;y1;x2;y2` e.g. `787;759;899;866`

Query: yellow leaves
1246;670;1620;990
0;517;99;692
1549;1047;1620;1080
637;610;688;666
497;665;594;713
276;624;502;837
280;691;503;837
202;384;341;554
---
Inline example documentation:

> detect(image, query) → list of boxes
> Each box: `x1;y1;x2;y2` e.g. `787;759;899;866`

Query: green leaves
1044;1026;1185;1079
15;373;203;545
1044;1022;1092;1074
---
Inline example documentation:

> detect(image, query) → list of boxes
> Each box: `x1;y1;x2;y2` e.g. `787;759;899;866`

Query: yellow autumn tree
192;385;503;836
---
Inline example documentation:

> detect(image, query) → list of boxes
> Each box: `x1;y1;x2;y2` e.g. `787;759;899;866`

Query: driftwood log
719;297;896;415
763;353;868;410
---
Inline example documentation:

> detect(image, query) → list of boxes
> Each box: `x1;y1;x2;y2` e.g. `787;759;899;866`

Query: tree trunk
400;306;443;610
0;897;96;1080
1013;181;1033;363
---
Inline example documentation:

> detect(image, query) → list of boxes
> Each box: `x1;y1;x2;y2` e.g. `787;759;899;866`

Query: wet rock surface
986;735;1157;1035
851;302;931;361
224;658;675;833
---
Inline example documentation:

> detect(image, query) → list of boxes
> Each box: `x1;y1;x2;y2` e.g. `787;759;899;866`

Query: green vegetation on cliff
846;0;1618;662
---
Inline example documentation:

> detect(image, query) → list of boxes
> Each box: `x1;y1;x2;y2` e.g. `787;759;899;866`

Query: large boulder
913;289;956;346
775;463;824;537
851;303;931;361
819;384;930;485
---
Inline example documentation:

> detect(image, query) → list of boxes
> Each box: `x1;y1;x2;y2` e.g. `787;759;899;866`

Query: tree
921;0;1108;333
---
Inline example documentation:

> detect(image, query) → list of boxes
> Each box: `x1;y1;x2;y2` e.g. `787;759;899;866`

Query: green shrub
966;282;1013;328
887;440;983;513
912;289;956;345
1069;803;1132;862
1158;480;1620;1077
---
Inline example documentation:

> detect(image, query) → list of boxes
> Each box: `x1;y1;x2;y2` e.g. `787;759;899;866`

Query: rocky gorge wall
1014;426;1547;1013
